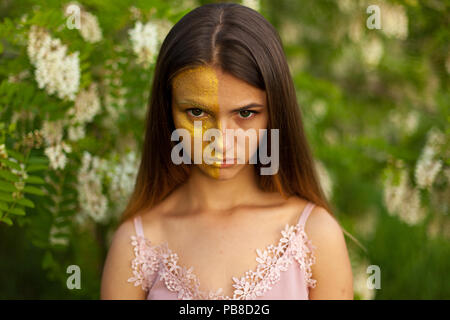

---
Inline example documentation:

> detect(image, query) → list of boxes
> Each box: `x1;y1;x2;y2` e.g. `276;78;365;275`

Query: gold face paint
171;65;223;179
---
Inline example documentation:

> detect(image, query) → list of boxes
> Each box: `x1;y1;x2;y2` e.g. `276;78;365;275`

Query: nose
214;118;236;159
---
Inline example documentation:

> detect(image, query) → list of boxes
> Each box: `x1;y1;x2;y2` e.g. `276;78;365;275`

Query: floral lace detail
127;235;160;291
128;220;317;300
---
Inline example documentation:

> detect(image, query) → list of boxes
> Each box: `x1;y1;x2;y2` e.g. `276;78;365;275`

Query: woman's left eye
238;110;257;119
187;108;205;117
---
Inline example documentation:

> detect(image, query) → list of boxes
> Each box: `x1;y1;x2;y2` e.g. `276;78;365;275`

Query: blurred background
0;0;448;299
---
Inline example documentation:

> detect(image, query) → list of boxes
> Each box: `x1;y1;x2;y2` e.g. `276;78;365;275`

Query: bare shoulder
100;217;147;299
304;204;354;299
305;205;344;244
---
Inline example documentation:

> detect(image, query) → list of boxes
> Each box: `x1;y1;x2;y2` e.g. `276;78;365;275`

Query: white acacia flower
44;141;71;170
383;167;426;225
63;3;102;43
68;124;86;141
41;119;64;145
311;99;327;119
414;127;446;189
27;25;80;100
315;160;333;200
242;0;260;11
389;109;420;136
67;83;101;124
79;11;102;43
380;3;408;40
49;224;70;246
129;21;159;68
76;151;108;223
362;37;384;68
0;144;7;158
353;262;376;300
415;146;442;190
106;151;139;202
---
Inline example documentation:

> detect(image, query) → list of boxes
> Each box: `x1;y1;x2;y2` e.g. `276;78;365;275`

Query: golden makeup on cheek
171;65;223;178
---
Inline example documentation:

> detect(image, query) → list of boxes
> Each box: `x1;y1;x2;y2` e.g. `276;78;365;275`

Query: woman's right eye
187;108;205;117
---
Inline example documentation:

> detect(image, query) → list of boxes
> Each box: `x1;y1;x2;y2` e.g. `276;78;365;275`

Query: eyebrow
177;99;264;112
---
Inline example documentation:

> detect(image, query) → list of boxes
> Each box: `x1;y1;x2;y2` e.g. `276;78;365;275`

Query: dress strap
297;202;316;227
133;215;144;237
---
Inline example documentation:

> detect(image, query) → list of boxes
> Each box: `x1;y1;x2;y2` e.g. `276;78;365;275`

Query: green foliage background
0;0;448;299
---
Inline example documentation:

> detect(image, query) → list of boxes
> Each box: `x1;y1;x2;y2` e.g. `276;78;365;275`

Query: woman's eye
187;108;205;117
239;110;257;119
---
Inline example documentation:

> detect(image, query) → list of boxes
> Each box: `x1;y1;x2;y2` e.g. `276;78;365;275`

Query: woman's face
171;64;268;180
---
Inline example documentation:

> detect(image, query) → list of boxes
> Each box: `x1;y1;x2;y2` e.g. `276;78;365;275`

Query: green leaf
1;216;13;226
23;185;45;196
0;179;16;192
0;169;19;182
0;201;8;210
6;206;25;216
26;156;49;165
0;158;22;171
5;149;25;162
25;175;46;184
0;191;14;202
42;251;53;269
8;122;16;133
17;197;34;208
26;164;49;172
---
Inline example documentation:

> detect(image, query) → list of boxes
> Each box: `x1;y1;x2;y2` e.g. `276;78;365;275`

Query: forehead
171;65;266;109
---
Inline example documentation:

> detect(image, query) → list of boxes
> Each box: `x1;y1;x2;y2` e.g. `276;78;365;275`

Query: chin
201;164;245;180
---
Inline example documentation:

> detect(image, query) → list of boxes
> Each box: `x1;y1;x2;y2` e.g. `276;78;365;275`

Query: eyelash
186;108;259;120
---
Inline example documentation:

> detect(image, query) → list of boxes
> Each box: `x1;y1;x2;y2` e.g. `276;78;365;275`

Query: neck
180;165;263;214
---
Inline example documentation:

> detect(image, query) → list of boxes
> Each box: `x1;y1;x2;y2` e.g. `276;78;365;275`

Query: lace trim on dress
127;235;160;291
127;220;317;300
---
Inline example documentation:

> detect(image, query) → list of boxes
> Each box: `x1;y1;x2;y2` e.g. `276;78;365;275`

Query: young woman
101;3;353;300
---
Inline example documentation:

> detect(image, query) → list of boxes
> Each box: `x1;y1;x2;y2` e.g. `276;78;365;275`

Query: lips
223;158;237;164
205;157;237;165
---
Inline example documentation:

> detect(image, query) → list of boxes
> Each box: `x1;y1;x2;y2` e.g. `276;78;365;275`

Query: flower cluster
379;3;408;40
101;56;128;132
27;25;80;100
44;142;72;170
79;10;102;43
128;18;172;68
63;3;102;43
128;21;158;68
352;259;376;300
41;119;72;170
389;109;420;136
105;151;139;208
361;37;384;68
49;218;70;246
66;83;101;141
414;127;446;190
242;0;260;11
76;151;108;223
315;160;333;201
383;161;427;225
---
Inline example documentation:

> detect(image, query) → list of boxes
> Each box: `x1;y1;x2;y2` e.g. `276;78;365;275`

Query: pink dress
128;201;317;300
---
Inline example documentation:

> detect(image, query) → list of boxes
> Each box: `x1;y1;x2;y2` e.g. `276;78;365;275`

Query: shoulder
286;197;346;248
100;217;148;299
305;205;344;245
303;204;354;299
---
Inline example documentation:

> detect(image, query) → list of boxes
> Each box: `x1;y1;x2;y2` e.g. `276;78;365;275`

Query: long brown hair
120;2;335;224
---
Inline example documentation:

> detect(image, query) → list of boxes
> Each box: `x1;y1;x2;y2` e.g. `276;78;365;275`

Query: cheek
235;115;268;161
